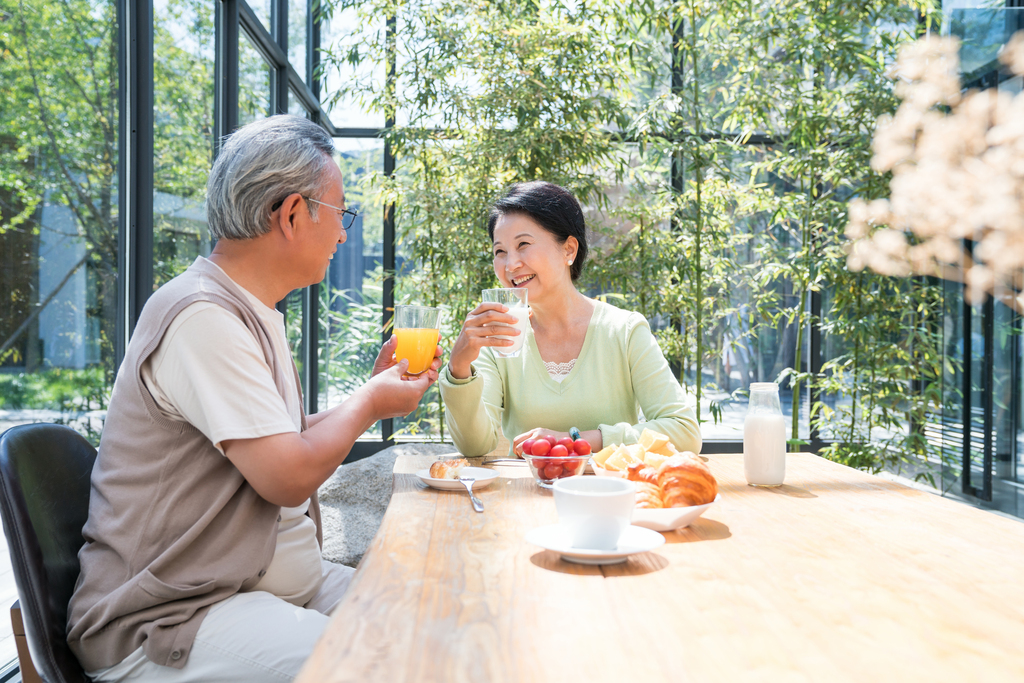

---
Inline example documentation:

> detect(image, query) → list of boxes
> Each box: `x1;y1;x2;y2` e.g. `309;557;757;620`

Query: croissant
634;481;664;508
657;453;717;507
626;462;659;486
429;458;469;479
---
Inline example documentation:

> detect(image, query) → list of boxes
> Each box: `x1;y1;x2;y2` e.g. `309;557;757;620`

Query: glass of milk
481;288;530;358
743;382;787;487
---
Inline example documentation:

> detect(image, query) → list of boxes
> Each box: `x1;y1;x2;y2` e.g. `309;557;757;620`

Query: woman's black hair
487;181;588;282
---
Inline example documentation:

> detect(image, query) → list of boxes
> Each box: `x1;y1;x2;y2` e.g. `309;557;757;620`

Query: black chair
0;423;94;683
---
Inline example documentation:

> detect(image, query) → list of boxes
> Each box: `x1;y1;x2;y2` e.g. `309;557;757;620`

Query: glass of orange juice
394;305;442;375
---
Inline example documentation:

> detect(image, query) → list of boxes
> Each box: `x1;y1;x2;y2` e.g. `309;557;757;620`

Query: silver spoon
459;477;484;513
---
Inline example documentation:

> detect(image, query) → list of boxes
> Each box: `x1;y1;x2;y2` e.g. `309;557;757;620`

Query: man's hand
223;357;442;508
371;334;443;380
360;359;437;418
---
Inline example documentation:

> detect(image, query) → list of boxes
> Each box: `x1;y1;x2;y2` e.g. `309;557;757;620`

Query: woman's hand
372;335;443;381
511;428;568;456
512;428;603;456
447;303;522;379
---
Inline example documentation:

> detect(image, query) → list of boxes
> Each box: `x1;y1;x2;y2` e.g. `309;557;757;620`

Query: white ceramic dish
416;467;499;491
590;460;626;478
525;523;665;565
631;494;721;531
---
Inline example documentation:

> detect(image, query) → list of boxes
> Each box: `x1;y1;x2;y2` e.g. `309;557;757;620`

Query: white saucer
525;524;665;565
632;494;721;531
416;467;499;491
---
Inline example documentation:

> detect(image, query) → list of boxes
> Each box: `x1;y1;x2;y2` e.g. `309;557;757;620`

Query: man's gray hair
207;115;336;240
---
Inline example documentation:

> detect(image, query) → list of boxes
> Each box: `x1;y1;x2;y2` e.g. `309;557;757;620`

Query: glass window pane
321;8;383;128
945;4;1024;78
248;0;272;33
288;0;308;83
288;88;309;117
153;0;216;287
283;290;306;399
239;32;272;126
319;139;385;439
0;0;119;665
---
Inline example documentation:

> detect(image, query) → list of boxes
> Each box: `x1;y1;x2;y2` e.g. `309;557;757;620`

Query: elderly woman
440;181;701;457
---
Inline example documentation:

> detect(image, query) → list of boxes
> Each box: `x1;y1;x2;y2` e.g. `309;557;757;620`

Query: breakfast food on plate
522;435;593;458
598;429;718;508
521;434;592;484
634;481;665;508
657;454;718;507
626;462;658;485
429;458;470;479
591;428;679;473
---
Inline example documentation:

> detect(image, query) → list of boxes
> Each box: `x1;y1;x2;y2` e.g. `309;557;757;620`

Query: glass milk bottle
743;383;786;487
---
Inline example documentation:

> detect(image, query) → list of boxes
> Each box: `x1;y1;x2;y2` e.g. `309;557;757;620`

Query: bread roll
657;453;717;507
626;462;659;486
429;458;469;479
634;481;664;508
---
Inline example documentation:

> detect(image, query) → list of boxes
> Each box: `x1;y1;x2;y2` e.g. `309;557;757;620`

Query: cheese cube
624;443;646;465
650;441;678;458
640;428;670;453
604;445;633;471
592;445;616;467
643;452;670;470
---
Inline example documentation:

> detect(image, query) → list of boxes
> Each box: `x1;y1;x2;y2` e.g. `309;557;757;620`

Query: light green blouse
439;300;702;457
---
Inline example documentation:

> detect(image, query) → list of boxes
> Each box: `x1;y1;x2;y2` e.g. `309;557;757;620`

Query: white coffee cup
552;477;636;550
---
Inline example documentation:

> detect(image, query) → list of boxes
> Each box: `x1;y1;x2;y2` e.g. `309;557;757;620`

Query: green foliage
321;0;952;479
0;367;108;445
324;0;646;436
152;0;217;287
1;0;958;481
1;0;217;443
589;0;950;480
0;0;120;377
815;273;950;482
0;367;107;409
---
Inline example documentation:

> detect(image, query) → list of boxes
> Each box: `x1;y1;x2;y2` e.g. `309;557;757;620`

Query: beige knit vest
67;257;321;671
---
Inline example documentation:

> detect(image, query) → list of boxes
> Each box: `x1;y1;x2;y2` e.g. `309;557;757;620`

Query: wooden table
298;453;1024;682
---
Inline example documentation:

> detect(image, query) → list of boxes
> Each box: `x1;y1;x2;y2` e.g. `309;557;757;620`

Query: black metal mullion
379;10;397;444
115;0;129;368
962;241;976;498
116;0;154;372
307;0;318;96
981;293;995;500
237;1;336;133
303;284;319;415
215;0;239;147
809;288;823;453
270;0;288;114
300;0;323;414
666;8;685;381
1014;307;1022;483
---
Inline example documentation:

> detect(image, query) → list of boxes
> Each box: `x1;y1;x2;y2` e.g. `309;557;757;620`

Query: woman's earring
568;259;573;265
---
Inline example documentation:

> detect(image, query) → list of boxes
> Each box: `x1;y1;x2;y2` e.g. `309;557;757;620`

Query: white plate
631;494;721;531
590;460;626;478
525;524;665;565
416;467;499;491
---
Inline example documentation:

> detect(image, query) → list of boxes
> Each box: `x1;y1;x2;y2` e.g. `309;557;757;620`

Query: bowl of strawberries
521;435;592;489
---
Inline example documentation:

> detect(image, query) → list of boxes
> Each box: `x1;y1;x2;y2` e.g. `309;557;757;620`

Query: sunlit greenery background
2;0;1021;507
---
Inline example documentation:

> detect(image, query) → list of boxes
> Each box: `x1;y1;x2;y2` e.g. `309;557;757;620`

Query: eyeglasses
271;195;359;230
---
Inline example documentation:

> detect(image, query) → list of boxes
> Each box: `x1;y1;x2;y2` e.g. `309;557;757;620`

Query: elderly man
67;115;438;681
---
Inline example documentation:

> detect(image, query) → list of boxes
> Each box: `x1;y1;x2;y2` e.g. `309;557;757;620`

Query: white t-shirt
140;266;323;607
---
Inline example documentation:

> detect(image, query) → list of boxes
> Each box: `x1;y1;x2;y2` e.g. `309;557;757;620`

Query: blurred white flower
999;31;1024;76
848;31;1024;307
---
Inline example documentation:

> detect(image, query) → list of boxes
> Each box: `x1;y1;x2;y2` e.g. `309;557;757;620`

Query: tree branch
0;253;89;361
15;1;114;238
